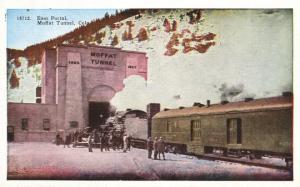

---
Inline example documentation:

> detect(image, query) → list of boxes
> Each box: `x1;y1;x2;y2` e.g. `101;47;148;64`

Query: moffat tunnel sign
67;52;118;69
90;52;117;66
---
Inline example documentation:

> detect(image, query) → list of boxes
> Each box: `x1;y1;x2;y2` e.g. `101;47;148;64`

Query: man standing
153;137;159;160
55;133;60;146
88;133;93;152
104;134;110;151
99;134;104;152
146;137;153;159
73;130;79;147
94;130;100;148
63;132;71;148
127;135;132;151
158;137;166;160
100;133;105;152
123;134;128;153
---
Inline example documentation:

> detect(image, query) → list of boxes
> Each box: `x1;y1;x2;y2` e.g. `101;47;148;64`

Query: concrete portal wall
63;52;85;130
56;47;68;132
41;49;56;104
55;45;147;129
8;45;148;141
81;46;125;126
7;103;57;142
14;131;57;142
124;51;147;80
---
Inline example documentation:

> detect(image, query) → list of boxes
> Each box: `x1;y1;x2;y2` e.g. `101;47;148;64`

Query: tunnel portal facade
8;45;147;141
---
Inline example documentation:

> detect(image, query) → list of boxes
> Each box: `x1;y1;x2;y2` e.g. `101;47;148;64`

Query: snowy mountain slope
7;57;41;102
7;9;292;111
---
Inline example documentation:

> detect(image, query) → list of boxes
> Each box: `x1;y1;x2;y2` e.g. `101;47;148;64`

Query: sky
7;9;116;49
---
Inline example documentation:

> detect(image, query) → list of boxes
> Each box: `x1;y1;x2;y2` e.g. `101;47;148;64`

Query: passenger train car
151;94;293;166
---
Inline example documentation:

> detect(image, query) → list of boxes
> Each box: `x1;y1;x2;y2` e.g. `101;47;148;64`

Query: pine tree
137;28;148;42
172;20;177;31
10;69;20;88
105;12;110;19
111;35;119;46
163;18;171;32
122;30;128;41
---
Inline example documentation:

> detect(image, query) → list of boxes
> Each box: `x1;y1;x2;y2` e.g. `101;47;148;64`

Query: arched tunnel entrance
88;102;111;129
87;85;117;129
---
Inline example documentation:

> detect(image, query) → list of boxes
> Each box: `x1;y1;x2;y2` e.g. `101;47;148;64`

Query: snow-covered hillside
7;57;41;102
7;9;292;111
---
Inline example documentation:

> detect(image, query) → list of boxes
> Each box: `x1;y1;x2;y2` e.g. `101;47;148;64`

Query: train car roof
153;96;293;119
123;110;147;119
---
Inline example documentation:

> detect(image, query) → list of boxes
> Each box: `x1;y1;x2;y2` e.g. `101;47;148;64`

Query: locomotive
71;114;126;149
72;110;146;149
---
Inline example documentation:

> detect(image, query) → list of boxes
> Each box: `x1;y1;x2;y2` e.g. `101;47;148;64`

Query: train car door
227;118;242;144
7;126;14;142
191;120;202;142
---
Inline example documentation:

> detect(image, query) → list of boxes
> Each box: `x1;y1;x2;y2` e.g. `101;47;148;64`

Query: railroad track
195;154;292;171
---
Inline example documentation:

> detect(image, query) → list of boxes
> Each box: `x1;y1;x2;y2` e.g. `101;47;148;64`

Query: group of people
55;128;132;153
87;132;132;153
55;131;75;148
56;129;167;160
55;129;83;148
146;137;166;160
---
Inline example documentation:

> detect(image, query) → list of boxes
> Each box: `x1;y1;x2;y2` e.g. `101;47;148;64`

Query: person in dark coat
56;133;60;146
94;130;100;145
111;132;117;151
107;134;112;151
88;134;93;152
99;134;104;152
146;137;154;159
127;135;132;151
123;134;128;153
153;137;159;160
63;133;67;148
64;133;71;148
67;134;72;148
102;134;110;151
72;130;79;147
158;137;166;160
78;129;83;142
70;131;74;143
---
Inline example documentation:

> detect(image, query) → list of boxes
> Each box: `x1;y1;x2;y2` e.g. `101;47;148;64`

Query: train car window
237;119;242;144
191;120;201;141
174;121;178;128
227;118;242;144
167;121;172;132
